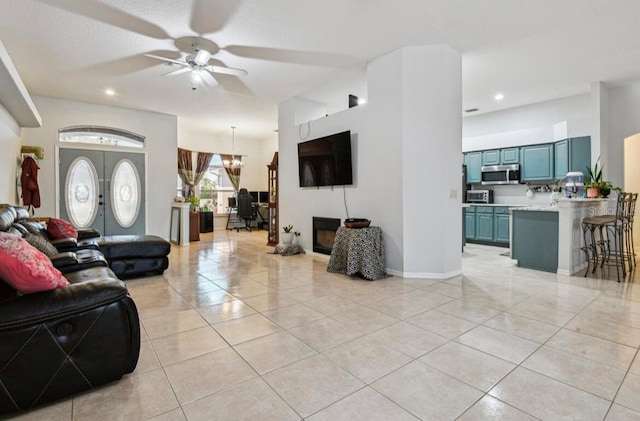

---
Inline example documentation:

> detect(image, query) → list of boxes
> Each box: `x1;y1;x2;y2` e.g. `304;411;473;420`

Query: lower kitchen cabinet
465;206;510;246
465;207;476;239
475;208;494;241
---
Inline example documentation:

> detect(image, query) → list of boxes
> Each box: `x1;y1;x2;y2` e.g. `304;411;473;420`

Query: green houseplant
185;196;200;212
281;225;300;245
586;158;604;198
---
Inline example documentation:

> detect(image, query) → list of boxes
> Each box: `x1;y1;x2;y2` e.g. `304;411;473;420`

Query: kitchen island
510;198;611;275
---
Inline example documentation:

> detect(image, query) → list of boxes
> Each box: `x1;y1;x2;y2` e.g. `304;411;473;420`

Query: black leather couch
0;206;141;413
4;206;170;279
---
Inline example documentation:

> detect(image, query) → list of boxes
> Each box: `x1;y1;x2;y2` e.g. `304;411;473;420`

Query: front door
59;148;145;236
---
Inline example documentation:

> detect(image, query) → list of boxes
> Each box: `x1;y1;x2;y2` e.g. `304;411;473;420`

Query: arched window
58;126;145;148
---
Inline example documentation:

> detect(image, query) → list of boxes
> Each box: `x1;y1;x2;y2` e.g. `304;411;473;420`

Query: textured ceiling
1;0;639;142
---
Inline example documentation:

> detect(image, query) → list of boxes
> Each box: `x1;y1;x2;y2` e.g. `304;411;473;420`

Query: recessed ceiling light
465;108;479;113
105;88;115;96
494;93;505;101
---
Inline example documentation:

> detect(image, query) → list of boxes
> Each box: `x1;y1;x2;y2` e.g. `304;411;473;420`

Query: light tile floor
8;233;640;420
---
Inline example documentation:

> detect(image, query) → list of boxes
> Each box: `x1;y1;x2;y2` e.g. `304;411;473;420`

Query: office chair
236;188;256;231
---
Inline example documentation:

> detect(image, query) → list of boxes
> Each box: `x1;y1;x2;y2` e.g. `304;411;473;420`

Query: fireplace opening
313;217;341;255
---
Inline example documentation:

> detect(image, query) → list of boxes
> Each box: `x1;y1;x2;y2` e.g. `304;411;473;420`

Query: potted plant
599;181;612;198
185;196;200;212
586;158;603;199
281;225;299;245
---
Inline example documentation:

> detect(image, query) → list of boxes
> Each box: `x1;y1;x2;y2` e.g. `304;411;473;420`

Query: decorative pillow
0;232;68;294
47;218;78;240
24;233;59;257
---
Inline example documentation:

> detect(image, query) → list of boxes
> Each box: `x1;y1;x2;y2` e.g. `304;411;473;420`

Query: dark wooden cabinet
199;211;213;233
189;212;200;241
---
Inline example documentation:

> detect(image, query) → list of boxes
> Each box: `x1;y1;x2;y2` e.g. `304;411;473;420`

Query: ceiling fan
145;43;248;90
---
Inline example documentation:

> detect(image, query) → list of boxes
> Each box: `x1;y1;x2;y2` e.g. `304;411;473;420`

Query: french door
59;148;145;236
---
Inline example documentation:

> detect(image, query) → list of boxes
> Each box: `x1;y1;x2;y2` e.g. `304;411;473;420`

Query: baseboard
386;268;463;280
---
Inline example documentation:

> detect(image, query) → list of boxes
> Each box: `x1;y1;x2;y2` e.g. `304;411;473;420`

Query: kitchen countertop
510;206;559;212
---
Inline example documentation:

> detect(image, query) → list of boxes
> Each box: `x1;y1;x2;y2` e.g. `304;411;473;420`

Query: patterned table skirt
327;226;387;280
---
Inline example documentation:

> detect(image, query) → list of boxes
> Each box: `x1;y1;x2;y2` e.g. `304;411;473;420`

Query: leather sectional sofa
0;205;171;413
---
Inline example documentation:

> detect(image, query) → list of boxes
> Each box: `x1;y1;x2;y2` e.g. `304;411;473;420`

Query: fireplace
313;217;341;255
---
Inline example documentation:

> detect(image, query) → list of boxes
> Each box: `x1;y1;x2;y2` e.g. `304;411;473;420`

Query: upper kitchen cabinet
482;150;500;166
466;151;482;184
554;137;591;180
520;144;554;181
482;148;519;166
501;148;519;164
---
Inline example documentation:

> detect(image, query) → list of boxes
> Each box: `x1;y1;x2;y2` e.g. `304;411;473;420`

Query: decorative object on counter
565;172;585;198
525;187;534;198
585;157;612;198
173;196;184;202
344;218;371;228
550;189;561;207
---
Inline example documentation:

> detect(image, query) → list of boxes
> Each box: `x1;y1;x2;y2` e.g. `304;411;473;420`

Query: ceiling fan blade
190;0;239;35
144;54;186;66
201;70;220;87
208;65;248;77
224;45;360;68
37;0;170;40
162;67;191;77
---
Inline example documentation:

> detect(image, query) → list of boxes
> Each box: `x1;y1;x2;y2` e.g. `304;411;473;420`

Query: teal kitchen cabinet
501;148;519;164
482;148;519;166
465;151;482;184
482;150;500;166
554;137;590;180
520;144;554;181
554;140;569;179
475;207;494;242
465;207;476;239
493;207;510;243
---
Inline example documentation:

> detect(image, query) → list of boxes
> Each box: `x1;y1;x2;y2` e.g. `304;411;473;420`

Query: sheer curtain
221;154;242;192
177;148;213;197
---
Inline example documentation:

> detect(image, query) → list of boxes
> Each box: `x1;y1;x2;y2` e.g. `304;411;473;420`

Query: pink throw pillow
0;232;69;294
47;217;78;240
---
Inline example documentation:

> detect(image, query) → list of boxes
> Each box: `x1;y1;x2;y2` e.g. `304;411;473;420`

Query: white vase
281;232;294;245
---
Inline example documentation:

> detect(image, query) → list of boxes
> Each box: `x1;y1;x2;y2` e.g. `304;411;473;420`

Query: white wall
279;46;463;278
463;94;591;151
20;96;178;238
0;103;21;204
608;82;640;188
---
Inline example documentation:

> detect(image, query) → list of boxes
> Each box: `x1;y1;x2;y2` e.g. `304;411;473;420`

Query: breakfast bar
510;198;611;275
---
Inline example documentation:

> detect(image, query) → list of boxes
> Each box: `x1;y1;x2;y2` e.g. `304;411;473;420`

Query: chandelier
223;126;243;169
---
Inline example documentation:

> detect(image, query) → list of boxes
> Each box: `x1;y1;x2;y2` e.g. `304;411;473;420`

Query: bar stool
581;192;626;281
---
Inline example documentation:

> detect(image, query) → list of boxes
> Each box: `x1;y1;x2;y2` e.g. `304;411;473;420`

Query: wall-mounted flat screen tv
298;130;353;187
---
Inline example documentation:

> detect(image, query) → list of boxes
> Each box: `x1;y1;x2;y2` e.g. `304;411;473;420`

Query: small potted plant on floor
281;225;300;245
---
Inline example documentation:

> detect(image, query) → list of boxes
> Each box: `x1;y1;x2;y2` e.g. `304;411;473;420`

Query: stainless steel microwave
481;164;520;185
466;190;494;203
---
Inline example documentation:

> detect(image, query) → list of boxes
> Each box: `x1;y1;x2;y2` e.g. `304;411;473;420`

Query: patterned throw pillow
46;218;78;240
24;233;59;257
0;232;68;294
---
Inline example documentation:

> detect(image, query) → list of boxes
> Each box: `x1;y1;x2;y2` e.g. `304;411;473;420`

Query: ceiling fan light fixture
194;49;212;65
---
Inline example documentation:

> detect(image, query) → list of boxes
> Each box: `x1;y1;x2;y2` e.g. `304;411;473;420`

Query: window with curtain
177;154;237;214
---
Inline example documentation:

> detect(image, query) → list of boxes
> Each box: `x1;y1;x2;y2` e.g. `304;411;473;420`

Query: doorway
624;133;640;249
58;148;146;236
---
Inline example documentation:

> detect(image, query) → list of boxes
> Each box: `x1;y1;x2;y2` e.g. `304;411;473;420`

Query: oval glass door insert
65;157;99;228
111;159;141;228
